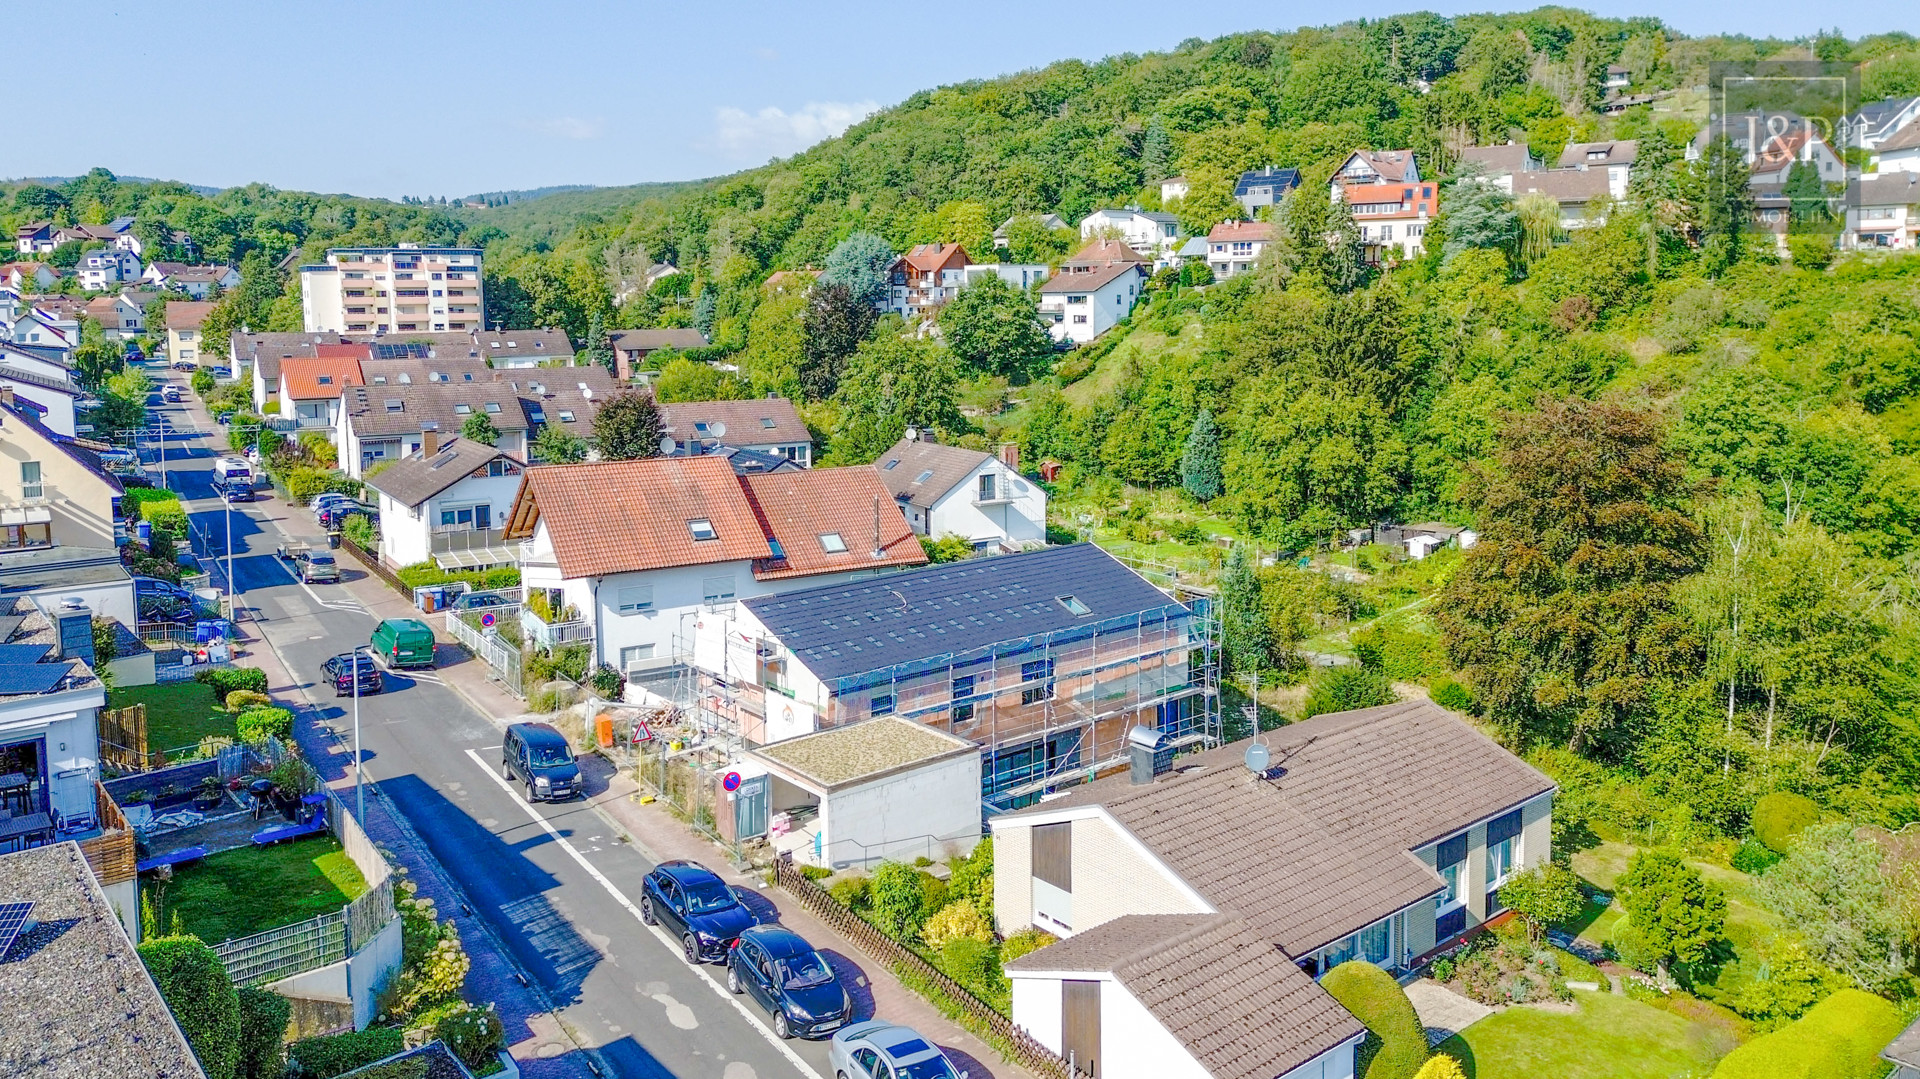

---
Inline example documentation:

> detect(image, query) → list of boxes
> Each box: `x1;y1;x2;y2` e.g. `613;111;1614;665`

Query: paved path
1404;979;1494;1048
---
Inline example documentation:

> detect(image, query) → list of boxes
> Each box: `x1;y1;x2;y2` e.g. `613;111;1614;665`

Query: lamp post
353;651;364;825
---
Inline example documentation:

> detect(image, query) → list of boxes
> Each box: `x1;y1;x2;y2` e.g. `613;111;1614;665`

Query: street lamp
353;650;364;825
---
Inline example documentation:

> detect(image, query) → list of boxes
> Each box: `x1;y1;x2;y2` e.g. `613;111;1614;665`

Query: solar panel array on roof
0;902;32;959
0;662;70;695
372;342;432;360
0;644;51;664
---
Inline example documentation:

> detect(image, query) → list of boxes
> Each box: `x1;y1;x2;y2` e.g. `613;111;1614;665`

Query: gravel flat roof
753;716;975;789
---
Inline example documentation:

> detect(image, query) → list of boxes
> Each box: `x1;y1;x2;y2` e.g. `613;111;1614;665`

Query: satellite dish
658;435;678;455
710;421;727;439
581;387;594;400
1244;742;1270;776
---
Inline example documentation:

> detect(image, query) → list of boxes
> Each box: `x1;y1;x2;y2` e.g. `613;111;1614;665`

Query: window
952;674;975;699
19;462;42;500
977;473;996;501
1022;683;1054;705
1072;315;1088;324
616;585;654;614
1486;809;1522;885
688;518;717;541
1021;659;1053;682
818;532;847;553
760;417;777;429
1056;595;1090;616
454;403;472;414
558;410;576;422
882;458;901;471
619;645;655;671
951;702;975;725
702;575;735;605
913;470;934;484
484;402;501;413
1067;294;1086;304
1360;919;1391;964
870;694;894;716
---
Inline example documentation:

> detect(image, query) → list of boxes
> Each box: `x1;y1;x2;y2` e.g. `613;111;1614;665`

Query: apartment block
299;245;484;334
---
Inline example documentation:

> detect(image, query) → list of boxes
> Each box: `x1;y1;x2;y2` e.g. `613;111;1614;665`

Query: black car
322;651;383;697
501;722;580;802
639;860;756;964
727;925;851;1039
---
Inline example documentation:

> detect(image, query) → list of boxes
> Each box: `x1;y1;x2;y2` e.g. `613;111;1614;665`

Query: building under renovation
687;543;1219;813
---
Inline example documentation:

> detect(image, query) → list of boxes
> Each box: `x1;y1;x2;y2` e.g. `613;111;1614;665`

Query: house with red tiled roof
1204;220;1273;278
277;356;364;430
885;243;972;320
1330;149;1436;263
504;457;924;684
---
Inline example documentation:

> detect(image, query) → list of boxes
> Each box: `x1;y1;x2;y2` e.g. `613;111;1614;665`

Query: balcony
430;525;508;554
521;608;592;651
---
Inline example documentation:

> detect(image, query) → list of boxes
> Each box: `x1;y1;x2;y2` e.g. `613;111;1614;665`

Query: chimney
422;423;440;457
1128;725;1171;784
1000;442;1020;470
871;495;884;559
0;385;13;409
53;598;95;667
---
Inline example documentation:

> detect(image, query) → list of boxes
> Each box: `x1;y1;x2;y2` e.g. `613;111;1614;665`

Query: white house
277;355;364;432
6;310;78;351
1205;220;1272;278
504;457;927;682
1555;140;1638;198
658;398;814;466
960;263;1050;291
1158;176;1190;203
0;371;81;438
1692;113;1847;187
75;249;142;292
1078;209;1181;260
365;434;526;570
1037;257;1146;344
140;263;240;299
993;213;1070;250
0;595;112;836
0;344;78;395
1848;172;1920;249
1843;96;1920;152
1872;118;1920;174
4;263;63;291
873;433;1046;551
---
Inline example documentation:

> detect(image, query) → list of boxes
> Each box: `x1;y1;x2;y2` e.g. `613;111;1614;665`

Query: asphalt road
144;373;836;1079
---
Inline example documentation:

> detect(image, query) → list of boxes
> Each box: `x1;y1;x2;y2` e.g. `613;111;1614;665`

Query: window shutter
1486;810;1523;847
1033;822;1072;890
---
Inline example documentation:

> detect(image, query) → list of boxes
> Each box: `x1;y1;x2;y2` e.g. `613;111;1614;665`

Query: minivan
370;618;436;669
502;722;580;802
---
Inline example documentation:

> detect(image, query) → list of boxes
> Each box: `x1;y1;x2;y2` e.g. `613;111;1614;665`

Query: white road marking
462;748;823;1079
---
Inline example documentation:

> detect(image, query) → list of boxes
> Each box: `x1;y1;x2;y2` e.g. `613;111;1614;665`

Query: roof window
317;375;332;385
819;533;847;554
688;518;717;541
384;399;403;412
914;470;934;484
1057;595;1091;616
559;410;576;422
883;459;900;470
760;417;776;429
484;402;501;413
454;403;472;414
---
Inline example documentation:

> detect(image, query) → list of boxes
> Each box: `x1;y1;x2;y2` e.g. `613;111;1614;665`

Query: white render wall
1040;271;1141;345
376;491;430;567
924;459;1047;546
818;751;981;869
374;471;522;567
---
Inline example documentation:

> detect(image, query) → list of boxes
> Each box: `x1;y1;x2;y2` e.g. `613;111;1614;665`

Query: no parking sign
480;612;496;628
722;771;742;792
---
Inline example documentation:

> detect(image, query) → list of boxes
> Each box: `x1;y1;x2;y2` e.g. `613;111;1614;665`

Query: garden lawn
1436;990;1735;1079
108;683;235;752
158;835;368;944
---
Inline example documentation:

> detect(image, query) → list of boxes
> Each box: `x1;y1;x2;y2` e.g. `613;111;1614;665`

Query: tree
739;288;807;396
1440;171;1520;265
692;287;717;339
826;335;965;464
821;232;895;308
1180;408;1223;501
592;388;664;461
582;310;614;375
1141;116;1174;181
235;986;291;1079
1617;849;1727;981
654;357;749;402
139;935;242;1079
1754;821;1905;993
1220;545;1272;683
1001;216;1076;264
801;283;877;400
1782;160;1830;230
460;412;499;446
1271;187;1368;291
1497;863;1585;943
1319;961;1429;1079
1435;400;1703;754
1302;665;1394;720
1515;191;1562;267
1677;136;1754;272
1413;1058;1466;1079
71;318;124;388
937;275;1053;381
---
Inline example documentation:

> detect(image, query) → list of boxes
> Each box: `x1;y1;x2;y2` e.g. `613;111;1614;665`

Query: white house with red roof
1330;149;1436;262
1205;220;1273;278
886;243;973;320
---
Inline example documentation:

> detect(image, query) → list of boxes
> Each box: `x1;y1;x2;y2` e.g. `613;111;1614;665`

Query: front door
734;774;769;839
1062;979;1100;1077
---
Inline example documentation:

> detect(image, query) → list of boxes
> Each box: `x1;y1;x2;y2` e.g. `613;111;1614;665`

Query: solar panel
0;662;70;695
0;644;51;664
0;902;34;959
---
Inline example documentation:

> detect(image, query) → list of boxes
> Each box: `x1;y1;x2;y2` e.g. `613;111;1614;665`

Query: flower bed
1427;924;1596;1006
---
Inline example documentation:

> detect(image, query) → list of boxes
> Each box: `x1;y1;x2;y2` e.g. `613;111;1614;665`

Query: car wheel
773;1012;791;1039
727;966;742;994
682;934;700;964
526;780;538;803
640;895;656;925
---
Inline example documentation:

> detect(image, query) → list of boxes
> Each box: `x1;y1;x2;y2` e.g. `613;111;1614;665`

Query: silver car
828;1021;967;1079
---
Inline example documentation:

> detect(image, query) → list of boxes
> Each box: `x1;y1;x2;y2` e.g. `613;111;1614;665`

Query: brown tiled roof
763;269;821;292
1038;260;1143;294
1022;700;1554;955
280;356;364;399
1509;168;1613;204
1008;915;1365;1079
1205;221;1273;243
1342;149;1420;182
365;435;518;509
658;398;810;448
873;437;991;508
164;300;215;331
504;456;771;578
1882;117;1920;153
1064;238;1147;266
610;328;710;353
1556;140;1638;168
740;467;927;580
899;243;971;273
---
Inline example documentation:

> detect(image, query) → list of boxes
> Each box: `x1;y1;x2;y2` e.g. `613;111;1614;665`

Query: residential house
1692;113;1847;186
1603;64;1631;92
709;543;1213;812
886;243;972;319
0;368;83;438
1158;177;1190;203
0;340;79;390
993;213;1070;250
165;300;215;366
960;262;1051;291
874;432;1046;550
470;326;577;369
75;248;142;292
278;355;365;431
1457;143;1540;190
1078;209;1182;261
504;456;927;682
235;330;345;412
1330;150;1435;261
1507;168;1616;229
0;392;124;560
366;433;526;570
140;262;240;298
337;365;616;478
5;307;78;350
609;328;709;381
3;262;62;291
15;222;59;256
1842;95;1920;152
1873;118;1920;174
994;699;1554;1079
1556;140;1638;197
1037;241;1148;344
659;398;813;465
1233;166;1302;215
673;444;805;476
1204;220;1272;278
83;292;144;337
1847;171;1920;249
299;245;484;333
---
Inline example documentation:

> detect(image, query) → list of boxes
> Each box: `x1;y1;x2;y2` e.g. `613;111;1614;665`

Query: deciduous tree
937;275;1053;381
592;388;664;461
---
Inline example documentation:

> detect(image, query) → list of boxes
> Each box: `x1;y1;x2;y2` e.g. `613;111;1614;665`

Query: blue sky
18;0;1918;199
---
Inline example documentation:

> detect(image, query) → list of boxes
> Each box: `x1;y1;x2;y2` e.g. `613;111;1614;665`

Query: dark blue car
726;924;851;1039
639;860;755;964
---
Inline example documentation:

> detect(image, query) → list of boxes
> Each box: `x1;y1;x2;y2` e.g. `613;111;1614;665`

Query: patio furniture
0;811;52;852
252;816;327;846
0;773;28;815
136;845;208;874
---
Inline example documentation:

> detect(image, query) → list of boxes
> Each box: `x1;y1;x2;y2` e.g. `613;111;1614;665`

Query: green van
370;618;436;669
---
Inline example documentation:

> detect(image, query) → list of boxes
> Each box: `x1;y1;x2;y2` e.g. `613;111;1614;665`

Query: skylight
760;417;776;429
484;402;501;413
454;403;472;414
559;410;576;422
1057;595;1091;616
914;470;934;484
819;533;847;554
883;459;900;471
688;519;717;541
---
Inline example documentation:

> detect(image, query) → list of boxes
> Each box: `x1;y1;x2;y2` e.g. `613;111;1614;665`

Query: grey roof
343;368;618;443
874;437;991;507
0;368;83;397
668;444;803;475
1509;168;1614;204
1459;144;1535;176
1882;118;1920;153
1557;140;1639;169
1853;171;1920;207
0;842;205;1079
658;398;810;447
1016;700;1556;956
1009;914;1363;1079
1884;1016;1920;1068
1037;260;1143;294
366;436;515;509
609;328;709;353
742;544;1183;684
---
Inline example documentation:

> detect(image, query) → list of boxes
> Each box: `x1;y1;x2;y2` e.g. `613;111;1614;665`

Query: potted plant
193;775;224;811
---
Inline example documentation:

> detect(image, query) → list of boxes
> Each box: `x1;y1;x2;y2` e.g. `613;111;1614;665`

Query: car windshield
528;744;572;767
308;555;335;565
684;881;735;914
779;952;833;989
892;1059;959;1079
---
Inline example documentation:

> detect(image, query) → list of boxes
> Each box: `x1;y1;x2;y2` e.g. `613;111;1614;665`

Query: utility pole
353;652;364;824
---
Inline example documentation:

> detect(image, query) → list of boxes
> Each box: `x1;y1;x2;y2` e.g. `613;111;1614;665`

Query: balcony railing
431;526;509;554
521;608;592;650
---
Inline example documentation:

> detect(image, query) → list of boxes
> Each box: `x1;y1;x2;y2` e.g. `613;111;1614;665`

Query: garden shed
744;716;982;870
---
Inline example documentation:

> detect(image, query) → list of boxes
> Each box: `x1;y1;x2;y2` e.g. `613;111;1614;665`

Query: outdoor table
0;774;28;815
0;811;52;852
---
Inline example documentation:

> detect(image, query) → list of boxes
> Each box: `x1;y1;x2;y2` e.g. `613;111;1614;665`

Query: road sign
480;612;496;628
722;771;742;792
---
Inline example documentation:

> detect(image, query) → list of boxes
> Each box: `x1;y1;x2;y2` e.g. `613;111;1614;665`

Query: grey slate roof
1854;171;1920;207
1459;144;1535;176
874;437;991;508
1557;140;1639;168
0;842;206;1078
1884;1016;1920;1069
658;398;810;447
366;436;515;509
610;328;709;353
742;544;1182;684
1019;700;1555;956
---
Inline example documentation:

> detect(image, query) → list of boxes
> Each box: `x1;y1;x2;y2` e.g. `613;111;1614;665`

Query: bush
1000;927;1056;965
1497;863;1585;942
937;937;1004;1005
224;689;271;713
1731;838;1782;874
286;1027;405;1079
196;666;269;706
1428;676;1474;713
235;986;291;1079
1319;960;1428;1079
285;466;341;505
191;367;216;395
394;562;521;592
922;899;995;951
408;1000;505;1071
1351;624;1442;681
867;861;941;938
1710;988;1905;1079
1729;940;1844;1031
138;497;190;536
1751;792;1820;854
828;875;871;910
340;513;375;548
139;935;242;1079
1301;665;1395;720
237;706;295;743
1414;1058;1467;1079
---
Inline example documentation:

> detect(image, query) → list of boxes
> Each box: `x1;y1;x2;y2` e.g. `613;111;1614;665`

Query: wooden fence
99;703;166;773
773;858;1071;1079
337;532;410;596
78;782;137;887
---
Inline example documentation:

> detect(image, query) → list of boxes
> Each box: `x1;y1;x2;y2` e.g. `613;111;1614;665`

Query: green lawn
108;683;236;752
156;836;369;944
1569;840;1779;1000
1436;990;1737;1079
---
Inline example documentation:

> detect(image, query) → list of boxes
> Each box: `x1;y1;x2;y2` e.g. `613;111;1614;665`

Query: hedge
286;1027;406;1079
237;706;294;743
394;562;520;592
1711;988;1905;1079
1320;960;1428;1079
139;935;242;1079
1752;792;1820;854
235;986;291;1079
196;666;270;706
1351;624;1443;681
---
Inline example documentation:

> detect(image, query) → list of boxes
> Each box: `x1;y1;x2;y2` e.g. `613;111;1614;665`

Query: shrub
1729;939;1844;1031
408;1000;505;1070
1498;863;1585;942
798;865;834;880
1414;1057;1467;1079
384;931;470;1017
286;1026;406;1079
224;689;271;713
1301;665;1395;720
394;562;521;592
1000;927;1056;965
1428;676;1474;713
285;467;340;505
237;706;294;743
235;985;291;1079
139;935;241;1079
196;666;269;705
937;937;1004;1005
1711;988;1905;1079
1751;792;1820;854
190;367;216;395
828;875;871;910
1319;960;1428;1079
589;663;625;700
1351;624;1442;681
867;861;938;938
340;513;375;548
922;899;995;951
1731;838;1782;874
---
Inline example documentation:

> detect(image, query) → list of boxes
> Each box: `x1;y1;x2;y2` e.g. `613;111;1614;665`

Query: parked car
451;592;510;612
162;386;183;403
370;618;436;669
276;543;340;583
172;360;197;372
311;493;356;519
322;651;384;697
501;722;580;802
639;860;756;964
134;576;194;604
829;1022;968;1079
726;925;851;1039
210;366;232;379
319;504;372;530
